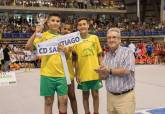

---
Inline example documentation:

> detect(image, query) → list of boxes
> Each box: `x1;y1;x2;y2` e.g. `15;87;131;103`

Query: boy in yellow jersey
26;14;68;114
73;17;103;114
61;23;78;114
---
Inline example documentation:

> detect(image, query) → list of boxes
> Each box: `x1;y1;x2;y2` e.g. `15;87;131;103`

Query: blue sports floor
136;108;165;114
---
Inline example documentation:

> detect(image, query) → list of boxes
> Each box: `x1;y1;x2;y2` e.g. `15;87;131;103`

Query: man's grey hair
107;28;121;38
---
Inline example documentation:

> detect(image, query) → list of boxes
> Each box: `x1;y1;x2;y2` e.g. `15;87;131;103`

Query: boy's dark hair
77;17;89;24
63;23;73;30
47;13;61;21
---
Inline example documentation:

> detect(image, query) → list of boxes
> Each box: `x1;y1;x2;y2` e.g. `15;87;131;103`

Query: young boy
26;13;68;114
73;17;103;114
61;23;78;114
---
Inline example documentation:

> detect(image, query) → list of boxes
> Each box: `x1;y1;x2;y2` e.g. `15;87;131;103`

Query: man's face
77;20;89;34
62;25;72;34
107;31;121;50
47;16;61;32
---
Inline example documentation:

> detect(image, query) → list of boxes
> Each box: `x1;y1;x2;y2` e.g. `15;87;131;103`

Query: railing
95;31;165;37
2;30;165;39
2;33;33;39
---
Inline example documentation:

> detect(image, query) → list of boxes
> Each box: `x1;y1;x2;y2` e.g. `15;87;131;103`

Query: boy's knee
59;95;68;104
62;95;68;101
92;91;99;99
45;97;54;106
83;91;90;99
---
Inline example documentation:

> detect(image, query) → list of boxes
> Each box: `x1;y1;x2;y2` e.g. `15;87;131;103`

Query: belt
110;88;134;95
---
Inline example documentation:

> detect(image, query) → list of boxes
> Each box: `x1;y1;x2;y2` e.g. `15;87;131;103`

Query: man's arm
95;65;131;78
110;67;131;76
95;49;135;77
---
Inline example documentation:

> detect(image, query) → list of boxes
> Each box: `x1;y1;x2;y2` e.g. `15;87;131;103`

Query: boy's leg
68;80;78;114
91;80;102;114
58;95;68;113
56;77;68;114
40;76;56;114
92;90;99;114
82;91;90;114
44;96;54;114
79;80;102;114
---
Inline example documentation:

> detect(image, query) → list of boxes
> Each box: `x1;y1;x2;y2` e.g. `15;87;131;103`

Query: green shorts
40;76;68;96
78;80;103;91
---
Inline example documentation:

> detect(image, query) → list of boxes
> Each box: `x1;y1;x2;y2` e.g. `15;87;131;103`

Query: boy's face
77;20;89;34
62;25;72;34
47;16;61;32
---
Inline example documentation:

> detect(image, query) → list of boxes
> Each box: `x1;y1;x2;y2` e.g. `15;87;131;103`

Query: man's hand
95;65;110;79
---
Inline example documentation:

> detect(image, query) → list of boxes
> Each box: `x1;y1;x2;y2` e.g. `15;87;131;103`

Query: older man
95;28;135;114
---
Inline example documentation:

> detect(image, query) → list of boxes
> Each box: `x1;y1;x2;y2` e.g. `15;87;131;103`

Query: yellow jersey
73;34;102;82
33;31;65;77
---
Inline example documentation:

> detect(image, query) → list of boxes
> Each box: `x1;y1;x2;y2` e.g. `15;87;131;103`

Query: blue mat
136;108;165;114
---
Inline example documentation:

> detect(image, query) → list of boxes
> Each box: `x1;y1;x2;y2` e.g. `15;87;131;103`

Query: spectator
77;0;83;9
83;0;88;9
129;41;136;54
0;45;4;71
3;44;11;72
146;43;154;57
93;0;99;8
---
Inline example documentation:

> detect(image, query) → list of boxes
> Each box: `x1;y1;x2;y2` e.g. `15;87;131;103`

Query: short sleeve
33;37;43;48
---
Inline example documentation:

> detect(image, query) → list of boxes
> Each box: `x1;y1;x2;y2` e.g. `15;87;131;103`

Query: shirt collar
109;46;122;56
47;30;60;35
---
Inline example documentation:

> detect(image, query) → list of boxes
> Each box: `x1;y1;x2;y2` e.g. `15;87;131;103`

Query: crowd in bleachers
1;15;165;39
0;15;35;33
0;0;125;10
0;44;41;72
0;15;35;38
90;17;165;36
